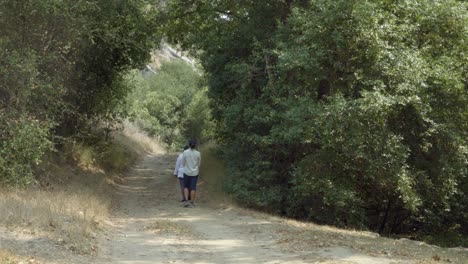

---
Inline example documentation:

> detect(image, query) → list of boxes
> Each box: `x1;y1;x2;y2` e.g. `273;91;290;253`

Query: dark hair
188;139;196;149
183;145;189;150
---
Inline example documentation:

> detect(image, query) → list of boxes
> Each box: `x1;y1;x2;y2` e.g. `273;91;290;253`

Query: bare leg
179;178;185;200
184;188;190;202
190;190;196;203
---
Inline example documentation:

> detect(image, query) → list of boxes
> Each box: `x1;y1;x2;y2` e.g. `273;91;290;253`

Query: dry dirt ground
96;153;467;264
1;153;467;263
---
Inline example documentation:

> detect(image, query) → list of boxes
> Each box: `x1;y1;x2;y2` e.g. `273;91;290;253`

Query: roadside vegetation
198;142;229;204
0;0;160;257
0;0;158;187
162;0;468;246
0;250;24;264
1;0;466;258
0;125;160;254
125;59;215;149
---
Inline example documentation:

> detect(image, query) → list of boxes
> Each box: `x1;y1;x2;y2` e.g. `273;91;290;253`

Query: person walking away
182;140;201;208
174;146;189;202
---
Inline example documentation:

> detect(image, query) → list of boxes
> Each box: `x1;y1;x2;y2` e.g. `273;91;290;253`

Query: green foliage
66;139;138;173
0;0;159;186
0;112;52;187
163;0;468;245
143;92;183;144
127;60;214;148
99;143;137;172
184;87;215;142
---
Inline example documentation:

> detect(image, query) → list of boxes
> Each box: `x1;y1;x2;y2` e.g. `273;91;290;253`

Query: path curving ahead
97;153;467;264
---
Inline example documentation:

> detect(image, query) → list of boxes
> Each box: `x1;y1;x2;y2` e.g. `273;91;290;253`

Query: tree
0;0;159;186
126;60;213;148
162;0;468;245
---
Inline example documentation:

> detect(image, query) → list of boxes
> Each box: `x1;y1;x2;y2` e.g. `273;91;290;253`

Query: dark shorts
183;174;198;191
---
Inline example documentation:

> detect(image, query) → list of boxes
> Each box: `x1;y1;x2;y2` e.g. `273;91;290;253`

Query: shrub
127;60;213;149
163;0;468;245
0;112;52;187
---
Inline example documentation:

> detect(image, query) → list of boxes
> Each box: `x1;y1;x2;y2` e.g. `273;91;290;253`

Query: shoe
188;202;195;208
183;201;190;207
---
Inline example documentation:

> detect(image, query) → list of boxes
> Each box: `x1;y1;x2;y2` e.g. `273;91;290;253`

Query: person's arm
198;152;201;169
174;155;181;176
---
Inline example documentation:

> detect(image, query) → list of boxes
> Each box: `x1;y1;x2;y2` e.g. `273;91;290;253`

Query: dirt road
96;153;467;264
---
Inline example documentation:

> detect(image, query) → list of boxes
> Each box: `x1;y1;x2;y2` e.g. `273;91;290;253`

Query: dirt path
97;153;467;264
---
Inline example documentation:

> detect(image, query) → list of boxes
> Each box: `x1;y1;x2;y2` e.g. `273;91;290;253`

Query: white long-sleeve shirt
174;153;185;178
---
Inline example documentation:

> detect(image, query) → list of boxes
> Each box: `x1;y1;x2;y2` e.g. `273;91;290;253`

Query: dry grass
115;121;165;155
0;185;108;253
64;121;164;174
144;219;198;238
0;250;22;264
0;122;164;255
274;217;468;263
0;250;41;264
198;142;233;204
221;204;467;263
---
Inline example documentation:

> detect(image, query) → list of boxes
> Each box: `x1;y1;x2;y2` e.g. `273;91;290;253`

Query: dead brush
116;121;166;155
198;142;232;205
0;250;21;264
0;188;108;252
0;123;163;254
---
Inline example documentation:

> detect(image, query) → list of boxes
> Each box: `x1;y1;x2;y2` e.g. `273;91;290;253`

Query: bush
65;137;138;173
0;112;52;187
0;0;157;187
127;60;214;149
164;0;468;245
99;143;138;172
184;87;215;143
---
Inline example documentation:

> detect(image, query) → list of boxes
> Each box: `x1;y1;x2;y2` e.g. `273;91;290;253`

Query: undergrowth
0;124;162;254
198;142;231;205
